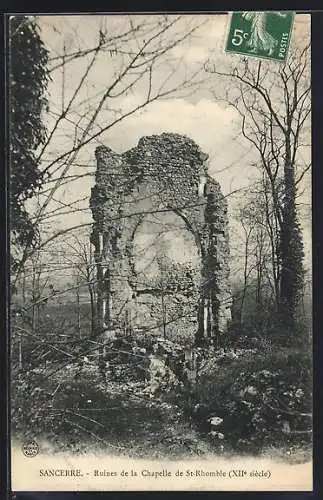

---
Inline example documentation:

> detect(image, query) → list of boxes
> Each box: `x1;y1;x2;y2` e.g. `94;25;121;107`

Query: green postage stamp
225;11;295;62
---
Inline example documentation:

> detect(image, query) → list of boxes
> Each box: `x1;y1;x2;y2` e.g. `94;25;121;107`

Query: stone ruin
90;133;231;346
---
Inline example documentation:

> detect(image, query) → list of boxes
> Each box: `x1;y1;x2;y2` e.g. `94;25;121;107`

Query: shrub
193;344;312;453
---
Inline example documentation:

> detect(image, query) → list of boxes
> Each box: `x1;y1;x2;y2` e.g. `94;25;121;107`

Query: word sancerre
40;469;83;477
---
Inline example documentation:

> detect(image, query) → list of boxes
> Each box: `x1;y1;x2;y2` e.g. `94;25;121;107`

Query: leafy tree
9;16;50;251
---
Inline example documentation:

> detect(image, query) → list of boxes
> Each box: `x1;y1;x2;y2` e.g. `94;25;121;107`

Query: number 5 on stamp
225;11;295;62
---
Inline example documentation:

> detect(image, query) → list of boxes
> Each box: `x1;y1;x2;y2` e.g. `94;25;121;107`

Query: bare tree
206;39;311;338
12;15;207;287
234;177;281;328
64;230;98;336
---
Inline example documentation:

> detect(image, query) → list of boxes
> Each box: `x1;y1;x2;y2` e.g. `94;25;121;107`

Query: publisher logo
22;440;39;457
225;11;295;62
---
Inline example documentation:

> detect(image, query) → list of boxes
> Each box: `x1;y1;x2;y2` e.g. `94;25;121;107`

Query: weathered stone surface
90;133;231;345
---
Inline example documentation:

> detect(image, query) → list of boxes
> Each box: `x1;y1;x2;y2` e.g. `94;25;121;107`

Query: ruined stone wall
90;133;231;345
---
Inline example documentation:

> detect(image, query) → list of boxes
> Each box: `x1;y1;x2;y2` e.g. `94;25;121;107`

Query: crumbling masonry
90;133;231;345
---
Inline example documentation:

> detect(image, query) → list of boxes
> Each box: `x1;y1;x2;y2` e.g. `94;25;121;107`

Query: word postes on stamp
225;11;295;62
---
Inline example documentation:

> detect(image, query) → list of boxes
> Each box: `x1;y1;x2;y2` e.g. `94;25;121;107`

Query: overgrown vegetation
11;303;312;460
10;15;311;463
9;16;50;253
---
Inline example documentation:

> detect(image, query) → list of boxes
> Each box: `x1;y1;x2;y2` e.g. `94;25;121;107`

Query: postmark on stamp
225;11;295;62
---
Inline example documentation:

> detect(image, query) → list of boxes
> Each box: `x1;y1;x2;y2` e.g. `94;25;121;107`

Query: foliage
145;256;199;341
194;342;312;454
10;16;50;250
153;255;199;297
11;281;311;460
229;280;311;348
11;310;312;460
11;355;207;458
279;216;305;334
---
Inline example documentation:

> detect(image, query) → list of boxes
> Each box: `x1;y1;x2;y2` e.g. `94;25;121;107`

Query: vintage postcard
9;12;312;491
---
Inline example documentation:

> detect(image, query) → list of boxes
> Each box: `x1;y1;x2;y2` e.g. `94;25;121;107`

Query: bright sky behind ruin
36;14;311;281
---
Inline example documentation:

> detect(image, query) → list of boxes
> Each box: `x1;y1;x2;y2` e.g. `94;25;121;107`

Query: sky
31;13;311;283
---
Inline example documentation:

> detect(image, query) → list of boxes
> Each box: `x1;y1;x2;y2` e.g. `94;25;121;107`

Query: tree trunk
18;332;23;372
88;286;96;337
76;281;81;338
278;139;304;337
